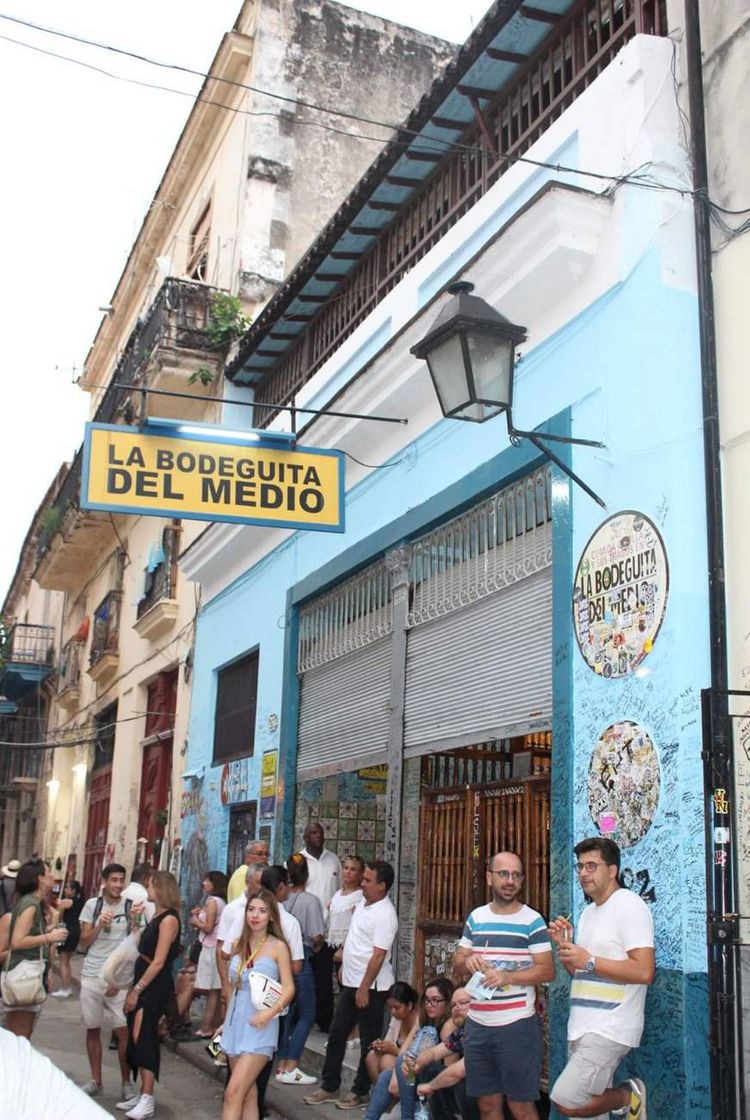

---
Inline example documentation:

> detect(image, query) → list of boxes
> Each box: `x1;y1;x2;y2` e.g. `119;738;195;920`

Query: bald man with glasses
452;851;554;1120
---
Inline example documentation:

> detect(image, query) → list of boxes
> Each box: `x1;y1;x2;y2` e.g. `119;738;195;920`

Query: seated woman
363;977;454;1120
365;981;419;1086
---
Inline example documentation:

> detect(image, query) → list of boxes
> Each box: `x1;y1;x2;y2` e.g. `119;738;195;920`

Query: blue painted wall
181;239;709;1116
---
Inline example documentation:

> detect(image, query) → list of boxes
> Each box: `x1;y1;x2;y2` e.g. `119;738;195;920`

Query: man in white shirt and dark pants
549;837;654;1120
301;821;342;1032
304;860;398;1109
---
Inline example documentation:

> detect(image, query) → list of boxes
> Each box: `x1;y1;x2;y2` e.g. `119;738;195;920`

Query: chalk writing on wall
588;720;660;847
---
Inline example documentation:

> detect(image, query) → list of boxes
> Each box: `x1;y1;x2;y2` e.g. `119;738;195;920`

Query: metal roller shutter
297;636;392;776
404;567;552;751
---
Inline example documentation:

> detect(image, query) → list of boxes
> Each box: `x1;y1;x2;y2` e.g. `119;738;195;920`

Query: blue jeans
277;957;315;1062
364;1068;396;1120
394;1048;442;1120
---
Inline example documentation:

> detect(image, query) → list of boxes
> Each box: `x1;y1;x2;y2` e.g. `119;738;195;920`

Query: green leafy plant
40;505;64;535
188;365;216;387
206;292;251;350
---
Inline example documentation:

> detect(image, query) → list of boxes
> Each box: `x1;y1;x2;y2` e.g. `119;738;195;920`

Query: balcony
88;591;121;687
92;277;225;425
228;0;668;425
1;624;55;703
134;524;181;641
35;278;224;592
57;635;82;713
0;712;46;794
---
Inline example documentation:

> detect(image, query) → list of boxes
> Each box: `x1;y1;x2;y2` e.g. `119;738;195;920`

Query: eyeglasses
491;869;523;881
424;996;447;1006
575;861;608;874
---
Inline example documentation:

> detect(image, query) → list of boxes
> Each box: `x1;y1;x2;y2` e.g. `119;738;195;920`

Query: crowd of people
0;826;654;1120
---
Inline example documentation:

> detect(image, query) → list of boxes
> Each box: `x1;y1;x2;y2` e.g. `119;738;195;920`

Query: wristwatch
584;957;596;973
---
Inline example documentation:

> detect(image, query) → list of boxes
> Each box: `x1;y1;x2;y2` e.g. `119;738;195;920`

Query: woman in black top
52;880;84;999
123;870;181;1118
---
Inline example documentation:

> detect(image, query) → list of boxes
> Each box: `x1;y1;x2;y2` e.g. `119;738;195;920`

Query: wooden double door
415;775;550;987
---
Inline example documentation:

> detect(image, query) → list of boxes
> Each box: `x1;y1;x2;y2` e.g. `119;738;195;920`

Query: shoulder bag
1;901;47;1008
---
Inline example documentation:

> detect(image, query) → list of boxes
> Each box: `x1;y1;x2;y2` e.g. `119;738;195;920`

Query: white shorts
195;944;221;991
551;1033;631;1119
80;975;127;1030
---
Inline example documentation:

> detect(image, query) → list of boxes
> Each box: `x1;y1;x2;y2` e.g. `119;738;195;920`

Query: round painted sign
588;721;660;848
572;511;668;677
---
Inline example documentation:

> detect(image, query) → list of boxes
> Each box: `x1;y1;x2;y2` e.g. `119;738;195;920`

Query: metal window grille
298;559;393;673
408;466;552;626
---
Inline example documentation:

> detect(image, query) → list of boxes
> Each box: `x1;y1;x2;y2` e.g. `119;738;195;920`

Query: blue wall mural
181;222;710;1115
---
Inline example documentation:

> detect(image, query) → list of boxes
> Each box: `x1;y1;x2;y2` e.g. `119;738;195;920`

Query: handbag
1;901;47;1008
100;929;142;990
248;969;283;1010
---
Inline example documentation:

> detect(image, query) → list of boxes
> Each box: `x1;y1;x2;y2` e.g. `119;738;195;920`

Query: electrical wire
0;710;175;750
0;14;734;204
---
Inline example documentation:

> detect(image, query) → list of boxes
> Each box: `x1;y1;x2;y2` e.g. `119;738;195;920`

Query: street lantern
412;280;607;507
410;282;527;423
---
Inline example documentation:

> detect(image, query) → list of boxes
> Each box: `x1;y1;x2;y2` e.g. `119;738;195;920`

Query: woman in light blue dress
222;889;295;1120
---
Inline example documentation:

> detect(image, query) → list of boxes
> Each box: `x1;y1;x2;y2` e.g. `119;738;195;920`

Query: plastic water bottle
415;1098;431;1120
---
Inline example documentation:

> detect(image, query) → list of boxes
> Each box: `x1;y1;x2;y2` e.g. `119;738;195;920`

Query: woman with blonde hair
120;871;181;1119
222;888;295;1120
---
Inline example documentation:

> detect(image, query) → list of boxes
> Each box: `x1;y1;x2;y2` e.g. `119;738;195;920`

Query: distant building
17;0;454;897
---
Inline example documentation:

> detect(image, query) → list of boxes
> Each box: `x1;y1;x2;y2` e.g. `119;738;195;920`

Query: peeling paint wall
238;0;455;303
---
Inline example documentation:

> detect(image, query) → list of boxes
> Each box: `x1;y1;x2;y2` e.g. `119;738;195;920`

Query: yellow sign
261;751;278;817
82;423;344;532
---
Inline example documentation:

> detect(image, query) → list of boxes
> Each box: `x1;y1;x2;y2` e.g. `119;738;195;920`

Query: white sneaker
51;988;71;998
126;1095;155;1120
116;1084;140;1109
276;1068;317;1085
80;1080;102;1097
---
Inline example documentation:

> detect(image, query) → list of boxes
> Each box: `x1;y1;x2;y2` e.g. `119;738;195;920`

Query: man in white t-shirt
121;863;155;924
77;864;138;1105
304;860;398;1109
549;837;655;1120
301;821;342;1032
215;862;266;1004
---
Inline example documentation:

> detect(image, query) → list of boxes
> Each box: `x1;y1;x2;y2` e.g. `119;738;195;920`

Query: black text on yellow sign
82;423;345;532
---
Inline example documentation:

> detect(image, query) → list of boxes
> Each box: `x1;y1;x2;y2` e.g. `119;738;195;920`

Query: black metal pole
113;382;408;426
684;3;743;1116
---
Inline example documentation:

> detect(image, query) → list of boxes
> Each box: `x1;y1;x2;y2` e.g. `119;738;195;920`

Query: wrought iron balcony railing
89;591;121;668
58;635;82;694
35;278;221;561
136;524;180;621
255;0;668;425
6;623;55;667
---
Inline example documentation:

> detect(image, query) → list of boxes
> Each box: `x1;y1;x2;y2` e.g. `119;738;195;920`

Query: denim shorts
464;1014;542;1101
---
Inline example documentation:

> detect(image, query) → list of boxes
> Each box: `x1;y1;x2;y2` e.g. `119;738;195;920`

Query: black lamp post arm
509;426;606;509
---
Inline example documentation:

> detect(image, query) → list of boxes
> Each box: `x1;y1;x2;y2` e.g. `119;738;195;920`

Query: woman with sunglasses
221;889;295;1120
362;976;454;1120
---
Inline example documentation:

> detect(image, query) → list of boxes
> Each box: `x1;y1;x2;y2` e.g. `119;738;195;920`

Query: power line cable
0;15;717;199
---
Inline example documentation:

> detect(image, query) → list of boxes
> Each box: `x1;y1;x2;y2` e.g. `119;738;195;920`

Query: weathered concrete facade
18;0;454;890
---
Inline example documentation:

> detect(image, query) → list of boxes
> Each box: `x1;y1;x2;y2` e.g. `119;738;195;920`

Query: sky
0;0;495;605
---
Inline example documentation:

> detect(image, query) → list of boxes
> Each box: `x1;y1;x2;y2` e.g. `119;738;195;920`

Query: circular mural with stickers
588;721;660;848
572;510;668;678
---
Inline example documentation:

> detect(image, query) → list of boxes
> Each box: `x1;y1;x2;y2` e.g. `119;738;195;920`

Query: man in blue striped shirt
453;851;554;1120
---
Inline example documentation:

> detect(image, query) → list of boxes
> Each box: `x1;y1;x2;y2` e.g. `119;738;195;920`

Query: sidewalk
168;1027;361;1120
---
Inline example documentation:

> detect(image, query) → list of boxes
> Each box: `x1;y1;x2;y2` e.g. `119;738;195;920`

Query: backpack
85;896;132;951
